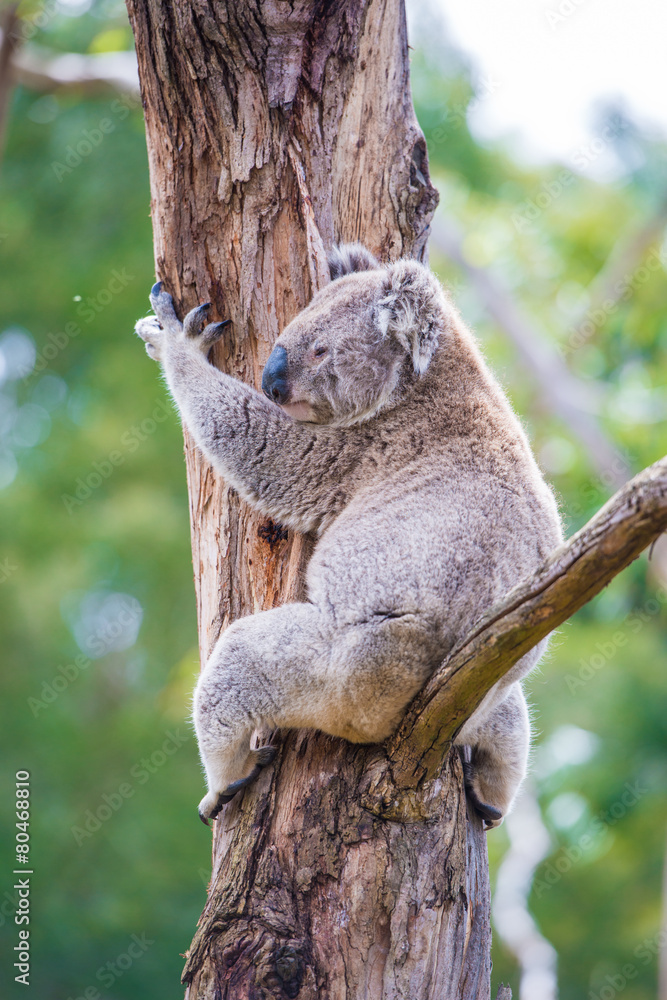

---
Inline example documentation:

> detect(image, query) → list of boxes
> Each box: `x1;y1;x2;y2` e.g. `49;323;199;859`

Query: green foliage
0;11;210;996
411;29;667;1000
0;5;665;999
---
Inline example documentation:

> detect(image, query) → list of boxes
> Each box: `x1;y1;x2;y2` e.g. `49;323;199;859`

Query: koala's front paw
135;283;230;363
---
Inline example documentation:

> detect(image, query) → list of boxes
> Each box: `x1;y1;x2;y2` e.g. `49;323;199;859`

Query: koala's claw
183;302;211;338
217;745;277;802
183;305;230;351
462;759;504;830
254;745;278;768
202;320;231;346
197;745;277;825
470;794;504;831
149;282;181;335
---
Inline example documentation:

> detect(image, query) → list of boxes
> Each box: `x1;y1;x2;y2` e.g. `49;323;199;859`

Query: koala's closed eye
312;344;327;358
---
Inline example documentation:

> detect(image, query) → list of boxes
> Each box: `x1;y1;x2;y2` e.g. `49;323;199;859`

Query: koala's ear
328;243;379;281
376;260;449;375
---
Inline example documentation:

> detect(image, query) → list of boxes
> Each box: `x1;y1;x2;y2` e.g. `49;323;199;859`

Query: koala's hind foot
456;683;530;830
198;745;277;825
461;753;504;830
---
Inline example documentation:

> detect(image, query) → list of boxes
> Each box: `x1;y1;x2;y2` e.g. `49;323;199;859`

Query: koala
135;243;562;829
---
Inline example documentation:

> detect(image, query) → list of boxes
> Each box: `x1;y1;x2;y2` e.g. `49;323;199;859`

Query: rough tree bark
124;2;667;998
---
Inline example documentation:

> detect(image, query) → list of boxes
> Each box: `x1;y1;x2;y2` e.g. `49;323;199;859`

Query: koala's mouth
279;400;317;422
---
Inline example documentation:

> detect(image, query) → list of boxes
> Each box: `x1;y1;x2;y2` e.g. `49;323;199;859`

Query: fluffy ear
328;243;379;281
376;261;449;374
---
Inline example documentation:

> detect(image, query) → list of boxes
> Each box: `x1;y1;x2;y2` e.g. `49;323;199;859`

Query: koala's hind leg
456;683;530;829
194;602;333;823
194;602;440;823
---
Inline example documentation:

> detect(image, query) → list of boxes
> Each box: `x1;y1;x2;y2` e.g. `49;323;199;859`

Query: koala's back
306;327;562;649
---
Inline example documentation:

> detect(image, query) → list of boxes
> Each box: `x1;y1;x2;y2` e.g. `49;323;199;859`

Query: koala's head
261;243;452;425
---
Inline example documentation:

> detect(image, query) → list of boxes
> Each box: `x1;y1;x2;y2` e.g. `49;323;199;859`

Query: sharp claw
199;811;210;827
469;793;503;826
462;757;503;827
255;745;277;767
184;302;213;338
201;320;231;345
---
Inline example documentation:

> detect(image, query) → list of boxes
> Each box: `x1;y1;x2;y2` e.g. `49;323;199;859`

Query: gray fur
135;249;562;827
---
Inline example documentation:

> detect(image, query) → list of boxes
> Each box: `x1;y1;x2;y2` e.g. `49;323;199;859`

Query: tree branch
390;455;667;785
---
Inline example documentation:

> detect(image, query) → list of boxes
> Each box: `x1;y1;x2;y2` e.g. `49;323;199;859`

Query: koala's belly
306;497;474;634
306;475;554;641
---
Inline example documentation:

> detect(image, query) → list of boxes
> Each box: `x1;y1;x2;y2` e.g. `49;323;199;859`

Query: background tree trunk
124;1;496;997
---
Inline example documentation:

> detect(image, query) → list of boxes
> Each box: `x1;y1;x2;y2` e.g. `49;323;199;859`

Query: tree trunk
124;1;498;996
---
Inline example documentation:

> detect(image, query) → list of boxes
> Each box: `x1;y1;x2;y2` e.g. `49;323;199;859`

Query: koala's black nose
262;345;289;405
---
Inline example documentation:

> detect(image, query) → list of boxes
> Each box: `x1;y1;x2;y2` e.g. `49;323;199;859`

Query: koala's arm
135;287;355;533
164;345;353;531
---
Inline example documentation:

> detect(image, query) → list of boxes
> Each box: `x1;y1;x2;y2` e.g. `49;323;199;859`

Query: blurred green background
0;2;665;998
